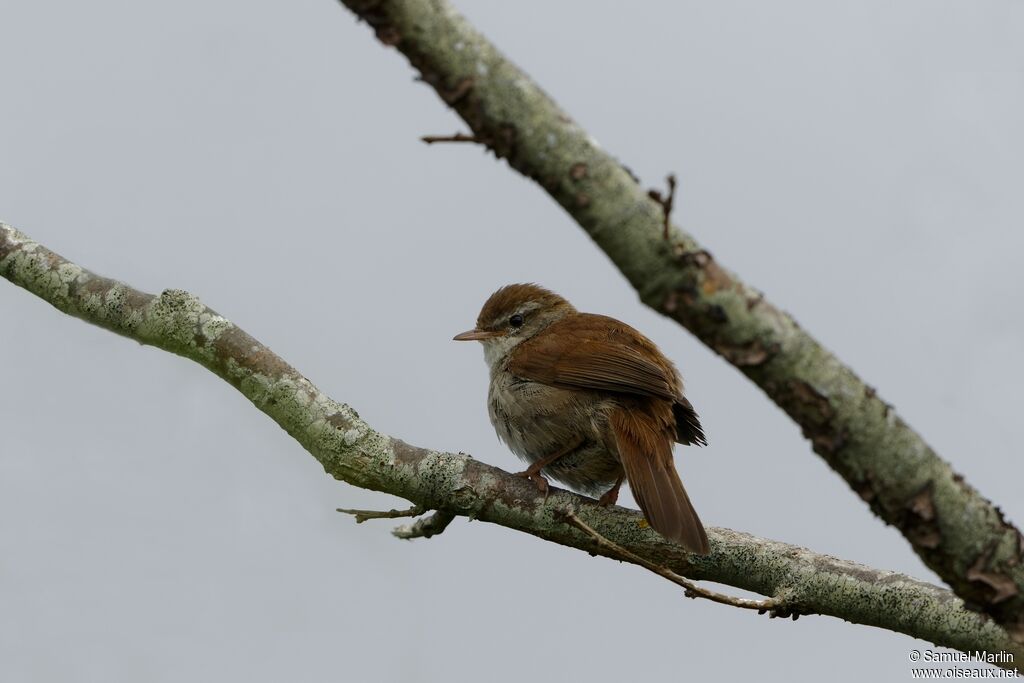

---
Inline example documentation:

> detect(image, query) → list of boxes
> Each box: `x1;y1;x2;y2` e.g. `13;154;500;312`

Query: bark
335;0;1024;639
1;222;1019;669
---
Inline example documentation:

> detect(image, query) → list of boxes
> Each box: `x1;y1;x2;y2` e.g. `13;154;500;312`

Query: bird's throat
481;333;524;372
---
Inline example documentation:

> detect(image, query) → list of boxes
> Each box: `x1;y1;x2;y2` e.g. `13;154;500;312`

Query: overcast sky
2;1;1023;681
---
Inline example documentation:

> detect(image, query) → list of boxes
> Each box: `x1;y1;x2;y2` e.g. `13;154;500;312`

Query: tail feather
673;397;707;446
611;407;709;554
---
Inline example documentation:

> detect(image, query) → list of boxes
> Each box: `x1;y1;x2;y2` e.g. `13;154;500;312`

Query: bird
454;283;709;554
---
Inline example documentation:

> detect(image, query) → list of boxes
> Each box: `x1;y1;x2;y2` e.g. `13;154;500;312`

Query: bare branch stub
336;504;426;523
392;510;456;540
420;132;482;145
338;503;455;540
647;173;677;241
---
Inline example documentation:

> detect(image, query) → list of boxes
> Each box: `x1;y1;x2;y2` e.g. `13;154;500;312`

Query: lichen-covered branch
336;0;1024;638
1;223;1019;668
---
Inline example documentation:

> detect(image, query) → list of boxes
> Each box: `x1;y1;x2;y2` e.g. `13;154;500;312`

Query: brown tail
610;407;709;554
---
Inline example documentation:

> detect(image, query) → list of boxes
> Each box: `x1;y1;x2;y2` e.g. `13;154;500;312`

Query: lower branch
1;223;1018;669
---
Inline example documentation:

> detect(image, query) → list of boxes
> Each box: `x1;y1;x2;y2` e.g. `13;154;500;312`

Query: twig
420;133;481;145
559;509;792;616
647;173;677;240
338;504;455;540
392;510;456;539
336;504;426;523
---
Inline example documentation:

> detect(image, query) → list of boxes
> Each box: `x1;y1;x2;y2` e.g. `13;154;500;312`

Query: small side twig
420;132;482;145
560;509;794;616
336;504;426;523
392;510;457;540
647;173;677;240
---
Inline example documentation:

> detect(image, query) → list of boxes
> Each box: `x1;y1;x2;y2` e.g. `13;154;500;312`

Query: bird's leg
515;439;583;496
598;472;626;507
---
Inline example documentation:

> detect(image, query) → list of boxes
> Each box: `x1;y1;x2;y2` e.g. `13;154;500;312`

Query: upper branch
336;0;1024;638
1;222;1020;668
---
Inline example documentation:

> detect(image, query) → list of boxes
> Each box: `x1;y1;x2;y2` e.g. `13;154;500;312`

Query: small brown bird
454;283;709;554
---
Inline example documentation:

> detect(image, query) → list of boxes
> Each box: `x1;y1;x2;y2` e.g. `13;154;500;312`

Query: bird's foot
515;467;550;498
597;475;625;507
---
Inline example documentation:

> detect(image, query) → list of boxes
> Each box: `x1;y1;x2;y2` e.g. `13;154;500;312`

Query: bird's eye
509;314;524;328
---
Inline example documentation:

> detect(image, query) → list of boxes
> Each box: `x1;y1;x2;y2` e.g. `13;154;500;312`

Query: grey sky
2;1;1022;681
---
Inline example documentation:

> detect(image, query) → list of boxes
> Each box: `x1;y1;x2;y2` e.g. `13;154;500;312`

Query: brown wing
508;313;707;446
508;314;678;399
610;405;709;554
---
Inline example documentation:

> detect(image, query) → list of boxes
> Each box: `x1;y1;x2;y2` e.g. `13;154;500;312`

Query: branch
337;0;1024;638
1;223;1020;668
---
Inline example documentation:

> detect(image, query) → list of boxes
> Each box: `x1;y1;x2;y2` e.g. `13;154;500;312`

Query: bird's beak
453;328;500;342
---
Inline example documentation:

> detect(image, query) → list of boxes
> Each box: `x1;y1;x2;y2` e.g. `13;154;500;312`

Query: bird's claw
515;469;550;498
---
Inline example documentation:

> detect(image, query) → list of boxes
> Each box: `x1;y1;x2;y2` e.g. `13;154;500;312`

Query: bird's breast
486;369;622;495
